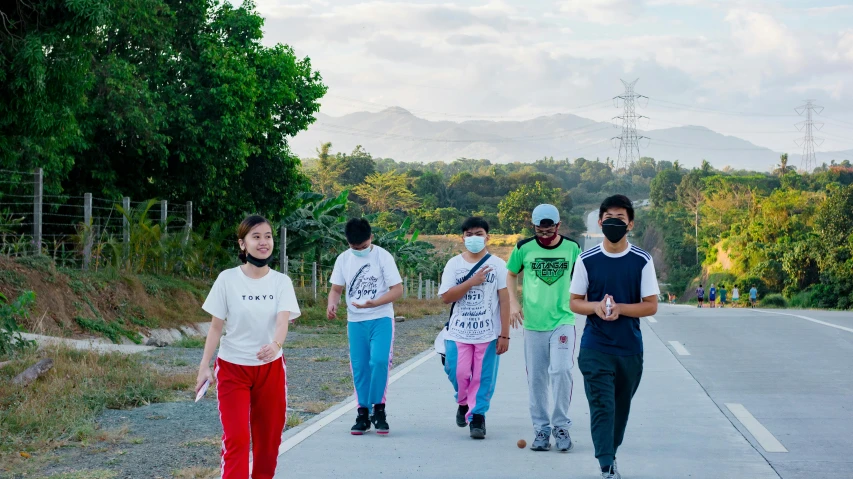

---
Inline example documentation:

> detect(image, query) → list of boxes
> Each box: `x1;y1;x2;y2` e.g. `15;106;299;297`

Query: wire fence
0;168;192;269
284;258;440;302
1;168;443;301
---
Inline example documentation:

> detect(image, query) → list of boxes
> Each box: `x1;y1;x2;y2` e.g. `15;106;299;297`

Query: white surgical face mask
464;236;486;254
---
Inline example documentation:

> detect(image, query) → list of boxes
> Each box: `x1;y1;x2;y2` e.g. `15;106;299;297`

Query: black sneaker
456;405;469;427
351;408;371;435
469;414;486;439
371;404;389;435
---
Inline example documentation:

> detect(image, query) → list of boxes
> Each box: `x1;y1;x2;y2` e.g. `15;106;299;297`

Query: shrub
761;294;788;308
788;289;816;308
735;275;767;296
0;291;37;357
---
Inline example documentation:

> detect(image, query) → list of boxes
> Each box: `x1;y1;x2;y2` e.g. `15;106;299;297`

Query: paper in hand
195;379;210;403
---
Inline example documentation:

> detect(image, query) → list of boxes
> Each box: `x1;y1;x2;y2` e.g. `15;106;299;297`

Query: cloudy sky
252;0;853;155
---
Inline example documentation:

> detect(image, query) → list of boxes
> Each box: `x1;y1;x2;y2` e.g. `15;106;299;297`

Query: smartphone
195;379;210;403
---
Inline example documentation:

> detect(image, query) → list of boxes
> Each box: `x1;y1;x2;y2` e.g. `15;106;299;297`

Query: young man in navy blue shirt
569;195;659;479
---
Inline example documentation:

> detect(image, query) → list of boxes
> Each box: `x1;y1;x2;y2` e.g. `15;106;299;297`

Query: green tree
775;153;790;176
498;182;562;234
353;172;420;212
677;172;704;264
650;169;683;206
336;145;376;187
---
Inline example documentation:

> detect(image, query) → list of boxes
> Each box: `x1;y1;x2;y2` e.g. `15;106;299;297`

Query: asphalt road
272;303;853;478
648;305;853;479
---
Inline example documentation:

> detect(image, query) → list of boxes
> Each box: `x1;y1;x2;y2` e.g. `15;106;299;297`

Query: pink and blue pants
443;339;500;421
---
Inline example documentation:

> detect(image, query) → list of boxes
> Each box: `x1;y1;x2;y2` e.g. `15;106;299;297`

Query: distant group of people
195;194;658;479
695;283;758;308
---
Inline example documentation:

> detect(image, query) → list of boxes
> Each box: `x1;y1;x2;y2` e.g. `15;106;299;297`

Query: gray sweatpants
524;324;576;435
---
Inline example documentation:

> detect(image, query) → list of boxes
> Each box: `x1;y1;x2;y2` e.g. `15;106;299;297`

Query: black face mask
244;252;273;268
601;218;628;243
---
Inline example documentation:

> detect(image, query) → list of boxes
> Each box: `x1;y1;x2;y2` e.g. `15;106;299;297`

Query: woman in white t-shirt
196;215;300;479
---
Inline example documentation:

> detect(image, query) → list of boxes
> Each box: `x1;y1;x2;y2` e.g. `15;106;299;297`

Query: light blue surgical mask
464;236;486;254
351;246;371;258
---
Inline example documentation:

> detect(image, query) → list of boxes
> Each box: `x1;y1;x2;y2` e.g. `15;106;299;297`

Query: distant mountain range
290;107;853;171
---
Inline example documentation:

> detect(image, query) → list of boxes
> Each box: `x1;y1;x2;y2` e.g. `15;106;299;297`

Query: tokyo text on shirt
330;245;403;322
438;254;508;344
202;267;301;366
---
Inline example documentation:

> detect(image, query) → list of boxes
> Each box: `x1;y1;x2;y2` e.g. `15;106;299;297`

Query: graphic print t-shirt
330;245;403;322
697;287;705;299
438;254;508;344
202;267;301;366
506;236;582;331
710;287;716;298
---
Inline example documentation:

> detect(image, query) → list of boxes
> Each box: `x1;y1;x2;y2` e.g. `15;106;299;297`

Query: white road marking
646;316;658;323
278;351;437;455
668;340;690;355
725;403;788;453
752;310;853;334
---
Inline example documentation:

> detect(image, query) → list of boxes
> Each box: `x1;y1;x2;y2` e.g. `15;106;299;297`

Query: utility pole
795;100;824;172
612;79;648;172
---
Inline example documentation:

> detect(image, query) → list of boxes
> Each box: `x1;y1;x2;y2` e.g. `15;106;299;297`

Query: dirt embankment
0;256;209;340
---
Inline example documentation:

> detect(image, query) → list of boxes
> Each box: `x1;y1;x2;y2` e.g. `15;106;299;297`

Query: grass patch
284;335;348;349
44;470;118;479
312;356;332;362
74;316;141;345
394;298;447;319
0;346;194;457
181;437;220;448
171;466;220;479
172;336;206;348
296;401;335;414
286;412;304;428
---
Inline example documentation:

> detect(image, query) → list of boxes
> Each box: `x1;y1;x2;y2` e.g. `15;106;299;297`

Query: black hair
345;218;372;245
237;215;272;263
599;194;635;221
461;216;490;234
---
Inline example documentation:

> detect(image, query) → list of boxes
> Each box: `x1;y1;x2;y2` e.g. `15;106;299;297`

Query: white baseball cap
532;204;560;226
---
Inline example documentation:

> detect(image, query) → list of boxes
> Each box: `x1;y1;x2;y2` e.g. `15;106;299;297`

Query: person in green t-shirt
507;204;582;453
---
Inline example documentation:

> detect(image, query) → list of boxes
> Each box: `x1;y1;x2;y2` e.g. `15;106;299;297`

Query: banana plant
282;190;350;265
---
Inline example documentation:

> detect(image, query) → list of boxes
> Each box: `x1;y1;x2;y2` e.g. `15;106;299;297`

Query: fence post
32;168;43;255
280;226;287;274
312;262;318;300
403;277;408;299
184;201;192;244
418;273;423;300
83;193;92;271
122;197;130;260
160;200;168;234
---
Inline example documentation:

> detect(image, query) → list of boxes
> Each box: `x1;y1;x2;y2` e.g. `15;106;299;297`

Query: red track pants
215;357;287;479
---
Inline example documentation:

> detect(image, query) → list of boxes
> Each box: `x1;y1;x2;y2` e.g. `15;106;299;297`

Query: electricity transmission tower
612;79;648;171
795;100;824;172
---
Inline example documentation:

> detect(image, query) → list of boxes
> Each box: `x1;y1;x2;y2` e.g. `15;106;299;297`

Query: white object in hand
606;297;612;317
195;379;210;403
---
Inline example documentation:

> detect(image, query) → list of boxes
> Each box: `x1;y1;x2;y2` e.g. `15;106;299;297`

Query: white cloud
251;0;853;152
557;0;644;25
725;9;800;60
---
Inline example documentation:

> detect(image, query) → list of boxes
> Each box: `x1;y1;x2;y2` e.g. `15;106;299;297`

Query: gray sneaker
530;430;551;451
600;465;622;479
553;427;574;452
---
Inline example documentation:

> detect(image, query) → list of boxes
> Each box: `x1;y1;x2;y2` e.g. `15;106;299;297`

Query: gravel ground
31;314;446;479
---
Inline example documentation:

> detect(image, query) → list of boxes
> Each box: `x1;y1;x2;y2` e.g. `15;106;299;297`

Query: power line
612;79;648;171
795;100;824;172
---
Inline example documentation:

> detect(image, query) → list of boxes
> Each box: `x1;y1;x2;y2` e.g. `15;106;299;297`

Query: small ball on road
517;439;526;449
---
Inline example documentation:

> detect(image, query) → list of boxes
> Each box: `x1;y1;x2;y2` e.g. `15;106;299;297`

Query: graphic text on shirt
531;258;569;286
349;264;380;301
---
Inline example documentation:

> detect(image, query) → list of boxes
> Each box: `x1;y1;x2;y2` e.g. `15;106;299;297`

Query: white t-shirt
202;266;301;366
438;254;508;344
330;245;403;322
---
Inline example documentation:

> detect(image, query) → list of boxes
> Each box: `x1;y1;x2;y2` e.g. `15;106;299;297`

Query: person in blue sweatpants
328;218;403;435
